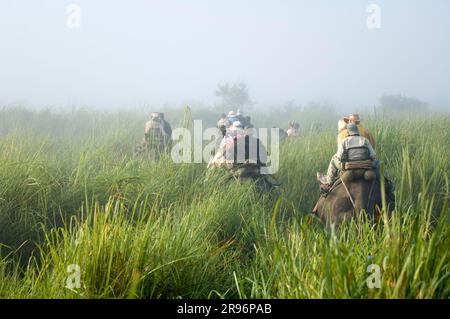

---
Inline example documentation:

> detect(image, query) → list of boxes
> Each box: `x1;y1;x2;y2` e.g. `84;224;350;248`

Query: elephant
312;169;394;227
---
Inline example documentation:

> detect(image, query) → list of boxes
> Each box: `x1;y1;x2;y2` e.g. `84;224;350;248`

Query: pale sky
0;0;449;109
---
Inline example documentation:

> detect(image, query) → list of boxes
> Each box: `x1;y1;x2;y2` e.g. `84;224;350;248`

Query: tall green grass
0;107;448;298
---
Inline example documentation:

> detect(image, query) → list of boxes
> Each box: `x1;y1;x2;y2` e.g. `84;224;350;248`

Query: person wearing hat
338;114;376;148
138;112;172;159
235;109;247;125
145;112;172;138
227;110;238;125
287;122;300;138
318;123;376;187
208;120;245;169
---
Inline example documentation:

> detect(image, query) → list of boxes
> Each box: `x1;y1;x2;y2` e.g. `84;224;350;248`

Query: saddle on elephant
340;146;377;184
319;166;376;199
230;160;262;179
343;159;373;170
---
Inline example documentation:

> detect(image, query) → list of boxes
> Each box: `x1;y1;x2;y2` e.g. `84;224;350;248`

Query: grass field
0;106;448;298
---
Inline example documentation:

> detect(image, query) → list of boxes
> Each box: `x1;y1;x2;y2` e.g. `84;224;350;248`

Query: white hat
230;121;243;130
228;110;236;117
150;112;160;119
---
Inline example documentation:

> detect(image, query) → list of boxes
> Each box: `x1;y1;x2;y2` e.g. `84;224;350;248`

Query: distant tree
379;94;428;113
215;82;253;112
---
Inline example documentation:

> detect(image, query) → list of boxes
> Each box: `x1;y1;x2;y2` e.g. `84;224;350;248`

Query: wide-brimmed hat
348;114;361;123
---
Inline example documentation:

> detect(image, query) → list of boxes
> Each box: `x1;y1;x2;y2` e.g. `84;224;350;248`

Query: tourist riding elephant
207;123;280;193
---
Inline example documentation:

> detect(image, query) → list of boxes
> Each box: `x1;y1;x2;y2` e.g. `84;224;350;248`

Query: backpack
342;136;371;163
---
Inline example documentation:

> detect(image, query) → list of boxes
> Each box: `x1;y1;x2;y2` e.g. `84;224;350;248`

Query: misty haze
0;1;449;302
1;0;449;110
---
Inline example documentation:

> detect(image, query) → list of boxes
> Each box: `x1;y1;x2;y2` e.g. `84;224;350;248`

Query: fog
0;0;449;110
